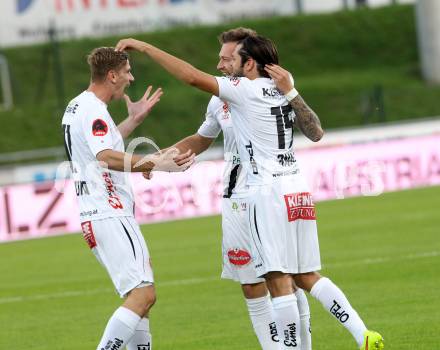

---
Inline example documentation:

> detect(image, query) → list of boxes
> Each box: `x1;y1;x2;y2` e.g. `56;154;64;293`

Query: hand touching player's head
233;35;279;78
87;47;129;83
87;47;134;100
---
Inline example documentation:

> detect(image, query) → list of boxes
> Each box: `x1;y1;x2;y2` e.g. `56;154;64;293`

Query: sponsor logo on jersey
229;77;241;86
230;154;241;166
278;152;296;167
102;172;124;209
222;102;230;119
262;87;283;98
81;221;97;249
65;102;79;115
92;118;108;136
245;141;259;174
231;201;246;212
227;248;251;266
80;209;98;217
284;192;316;221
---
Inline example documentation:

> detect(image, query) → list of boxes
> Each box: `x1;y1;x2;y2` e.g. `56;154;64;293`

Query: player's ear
107;70;117;84
245;58;255;73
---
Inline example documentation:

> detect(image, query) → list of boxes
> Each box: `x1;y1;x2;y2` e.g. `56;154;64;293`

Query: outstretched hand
264;64;294;95
125;86;163;125
144;148;195;175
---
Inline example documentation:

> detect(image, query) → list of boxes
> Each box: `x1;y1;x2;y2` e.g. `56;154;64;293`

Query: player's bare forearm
290;94;323;142
117;117;140;139
116;38;219;95
142;44;218;95
171;134;214;155
97;148;194;174
96;149;154;172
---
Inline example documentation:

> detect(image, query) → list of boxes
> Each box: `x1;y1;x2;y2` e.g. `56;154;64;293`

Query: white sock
245;294;280;350
310;277;367;346
126;317;152;350
272;294;301;349
295;289;312;350
96;307;141;350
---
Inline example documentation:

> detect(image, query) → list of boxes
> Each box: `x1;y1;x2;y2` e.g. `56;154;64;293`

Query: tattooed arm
289;94;323;142
264;64;324;142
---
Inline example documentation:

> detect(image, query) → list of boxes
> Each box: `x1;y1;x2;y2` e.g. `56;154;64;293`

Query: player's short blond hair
218;27;257;44
87;47;129;82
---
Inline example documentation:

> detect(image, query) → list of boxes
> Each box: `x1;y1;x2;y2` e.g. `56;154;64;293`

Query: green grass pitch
0;186;439;349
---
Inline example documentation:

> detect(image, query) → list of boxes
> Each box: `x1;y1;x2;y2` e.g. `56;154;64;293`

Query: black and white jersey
197;96;248;198
216;76;299;186
61;91;134;222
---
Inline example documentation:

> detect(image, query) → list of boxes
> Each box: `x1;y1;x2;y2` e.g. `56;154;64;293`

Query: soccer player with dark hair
115;33;384;350
62;47;194;350
155;27;312;349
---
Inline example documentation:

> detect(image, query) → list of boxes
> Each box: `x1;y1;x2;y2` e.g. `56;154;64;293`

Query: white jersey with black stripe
216;76;299;186
61;91;135;222
197;96;249;198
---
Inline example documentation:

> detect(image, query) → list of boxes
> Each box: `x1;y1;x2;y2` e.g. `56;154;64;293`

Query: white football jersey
197;96;248;198
216;76;299;186
61;91;135;222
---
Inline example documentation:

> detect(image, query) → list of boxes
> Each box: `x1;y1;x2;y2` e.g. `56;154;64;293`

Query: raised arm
117;86;163;139
265;64;324;142
115;38;219;96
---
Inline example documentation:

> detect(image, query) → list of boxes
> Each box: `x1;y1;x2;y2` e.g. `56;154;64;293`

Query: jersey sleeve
81;108;114;157
215;76;245;105
197;98;222;138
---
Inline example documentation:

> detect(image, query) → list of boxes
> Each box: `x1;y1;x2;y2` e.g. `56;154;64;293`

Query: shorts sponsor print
221;198;264;284
248;178;322;277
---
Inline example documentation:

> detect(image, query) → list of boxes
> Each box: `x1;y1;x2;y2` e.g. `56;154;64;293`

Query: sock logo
137;344;150;350
283;323;298;347
101;338;123;350
330;300;350;323
269;322;279;342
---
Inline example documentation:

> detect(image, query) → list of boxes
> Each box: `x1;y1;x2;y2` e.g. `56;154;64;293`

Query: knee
241;282;268;299
294;271;321;292
264;272;294;297
126;286;156;316
137;293;156;316
144;290;156;309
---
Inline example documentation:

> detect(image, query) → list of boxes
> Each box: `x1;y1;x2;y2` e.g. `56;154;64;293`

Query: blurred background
0;0;439;239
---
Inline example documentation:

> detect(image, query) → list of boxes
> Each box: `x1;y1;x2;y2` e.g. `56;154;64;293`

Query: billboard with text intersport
0;0;294;47
0;134;439;243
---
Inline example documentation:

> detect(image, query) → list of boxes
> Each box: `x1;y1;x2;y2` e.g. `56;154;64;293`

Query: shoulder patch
92;118;108;136
229;77;241;86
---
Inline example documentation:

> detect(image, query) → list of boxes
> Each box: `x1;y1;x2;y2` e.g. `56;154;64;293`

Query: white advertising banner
0;0;294;47
0;134;439;243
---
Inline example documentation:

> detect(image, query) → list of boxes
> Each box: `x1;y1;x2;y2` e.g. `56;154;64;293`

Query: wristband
285;87;299;102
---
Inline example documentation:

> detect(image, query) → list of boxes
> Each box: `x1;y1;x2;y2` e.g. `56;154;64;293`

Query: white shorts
248;176;322;277
80;216;154;298
221;197;265;284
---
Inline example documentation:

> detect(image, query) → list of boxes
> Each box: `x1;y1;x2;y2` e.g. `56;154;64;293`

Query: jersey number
271;105;293;149
62;124;73;161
